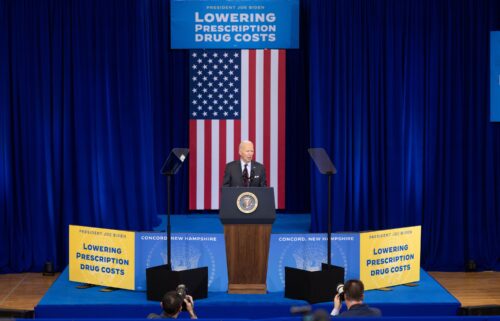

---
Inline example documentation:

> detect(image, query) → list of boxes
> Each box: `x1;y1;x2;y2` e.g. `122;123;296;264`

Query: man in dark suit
222;140;267;187
331;279;382;317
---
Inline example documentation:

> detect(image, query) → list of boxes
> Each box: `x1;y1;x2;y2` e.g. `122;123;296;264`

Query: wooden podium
219;187;275;294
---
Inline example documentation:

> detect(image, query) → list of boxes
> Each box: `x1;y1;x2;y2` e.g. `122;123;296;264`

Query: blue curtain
308;0;500;270
0;0;189;272
1;0;499;272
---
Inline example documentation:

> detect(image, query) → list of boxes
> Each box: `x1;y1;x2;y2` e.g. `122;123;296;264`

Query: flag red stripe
248;50;256;150
219;120;226;191
189;120;197;210
204;121;212;209
263;50;271;186
278;50;286;208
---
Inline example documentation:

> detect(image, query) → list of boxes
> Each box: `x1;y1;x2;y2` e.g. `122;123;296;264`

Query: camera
336;284;345;301
290;306;329;321
176;284;188;299
176;284;188;311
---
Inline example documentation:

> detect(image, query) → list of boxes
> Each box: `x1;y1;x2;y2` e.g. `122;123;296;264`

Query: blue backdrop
1;0;499;273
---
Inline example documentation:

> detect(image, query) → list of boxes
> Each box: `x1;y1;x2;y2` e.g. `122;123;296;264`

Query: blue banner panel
134;232;359;292
491;31;500;121
135;232;227;291
266;233;360;292
171;0;299;49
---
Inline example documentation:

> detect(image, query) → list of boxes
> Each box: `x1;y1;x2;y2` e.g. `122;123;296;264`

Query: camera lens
176;284;187;299
336;284;345;301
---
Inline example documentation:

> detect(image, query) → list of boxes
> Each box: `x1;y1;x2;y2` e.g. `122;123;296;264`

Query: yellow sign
69;225;135;290
359;226;421;290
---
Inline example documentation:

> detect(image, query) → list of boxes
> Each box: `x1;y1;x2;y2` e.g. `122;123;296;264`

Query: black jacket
340;304;382;317
222;160;267;187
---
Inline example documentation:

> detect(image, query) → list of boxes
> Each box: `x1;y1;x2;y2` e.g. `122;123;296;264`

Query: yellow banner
69;225;135;290
359;226;421;290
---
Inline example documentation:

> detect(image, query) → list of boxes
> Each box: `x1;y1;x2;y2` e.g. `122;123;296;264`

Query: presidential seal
236;192;258;214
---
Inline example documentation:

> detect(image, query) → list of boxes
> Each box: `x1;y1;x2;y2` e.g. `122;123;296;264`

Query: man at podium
222;140;267;187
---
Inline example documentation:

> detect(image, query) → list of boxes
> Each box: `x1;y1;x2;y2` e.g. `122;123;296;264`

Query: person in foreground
148;291;197;319
331;279;382;317
222;140;267;187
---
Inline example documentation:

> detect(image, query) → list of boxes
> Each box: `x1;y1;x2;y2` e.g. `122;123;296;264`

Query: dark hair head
312;309;330;321
161;290;183;316
344;279;364;301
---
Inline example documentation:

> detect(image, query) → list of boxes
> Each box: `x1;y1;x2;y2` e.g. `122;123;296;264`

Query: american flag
188;49;286;210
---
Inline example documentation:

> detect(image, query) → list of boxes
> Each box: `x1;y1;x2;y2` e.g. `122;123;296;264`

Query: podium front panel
219;187;276;224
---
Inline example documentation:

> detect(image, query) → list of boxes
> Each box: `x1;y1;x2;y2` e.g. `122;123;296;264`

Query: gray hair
239;140;253;150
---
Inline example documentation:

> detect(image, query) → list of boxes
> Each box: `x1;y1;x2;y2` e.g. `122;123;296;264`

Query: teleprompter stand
146;148;208;301
284;148;344;304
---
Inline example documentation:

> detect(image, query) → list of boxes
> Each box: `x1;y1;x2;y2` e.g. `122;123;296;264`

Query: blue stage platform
35;268;459;318
35;215;460;318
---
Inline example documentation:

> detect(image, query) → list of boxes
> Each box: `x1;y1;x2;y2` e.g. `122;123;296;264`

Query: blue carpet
154;214;311;233
35;268;459;318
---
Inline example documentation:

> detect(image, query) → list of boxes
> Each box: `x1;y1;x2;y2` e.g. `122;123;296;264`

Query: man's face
239;142;254;163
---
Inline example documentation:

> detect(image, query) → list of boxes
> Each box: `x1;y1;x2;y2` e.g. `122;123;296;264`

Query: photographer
148;290;197;319
331;280;381;317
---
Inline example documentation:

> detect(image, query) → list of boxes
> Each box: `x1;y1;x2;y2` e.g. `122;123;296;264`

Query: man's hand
334;294;342;310
330;294;342;316
184;295;197;319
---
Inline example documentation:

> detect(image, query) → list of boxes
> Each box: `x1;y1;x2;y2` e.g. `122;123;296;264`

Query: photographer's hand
184;295;197;319
331;294;341;316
